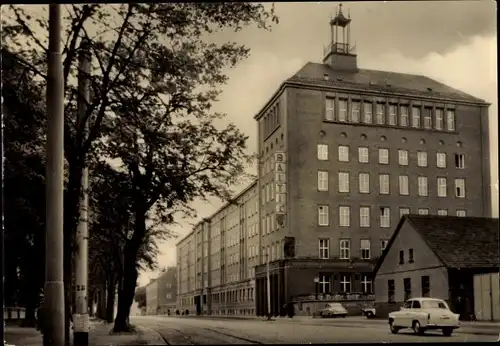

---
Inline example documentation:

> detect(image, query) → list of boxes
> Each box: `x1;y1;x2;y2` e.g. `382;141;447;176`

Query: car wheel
366;311;374;319
413;320;425;335
341;314;347;318
389;320;400;334
442;328;453;337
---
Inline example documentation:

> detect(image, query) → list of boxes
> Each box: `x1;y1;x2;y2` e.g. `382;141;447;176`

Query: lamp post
314;276;319;300
265;252;271;320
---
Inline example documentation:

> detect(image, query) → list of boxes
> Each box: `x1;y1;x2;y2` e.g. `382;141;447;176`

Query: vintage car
361;305;377;318
319;303;348;318
388;298;460;336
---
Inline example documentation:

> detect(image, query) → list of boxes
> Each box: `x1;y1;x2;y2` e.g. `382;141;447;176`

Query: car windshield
329;303;343;308
421;300;448;309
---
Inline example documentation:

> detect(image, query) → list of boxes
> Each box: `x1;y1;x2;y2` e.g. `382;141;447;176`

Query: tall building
177;181;259;315
176;5;491;317
156;267;178;314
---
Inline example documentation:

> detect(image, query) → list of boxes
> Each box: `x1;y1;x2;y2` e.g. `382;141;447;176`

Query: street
131;316;499;344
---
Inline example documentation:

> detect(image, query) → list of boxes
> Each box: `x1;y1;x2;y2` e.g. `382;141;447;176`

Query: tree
2;48;47;327
3;3;278;334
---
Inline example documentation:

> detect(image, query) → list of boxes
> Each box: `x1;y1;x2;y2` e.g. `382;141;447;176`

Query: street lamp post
44;4;65;346
265;252;272;320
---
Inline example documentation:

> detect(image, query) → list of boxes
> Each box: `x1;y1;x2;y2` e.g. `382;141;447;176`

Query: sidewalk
4;319;166;346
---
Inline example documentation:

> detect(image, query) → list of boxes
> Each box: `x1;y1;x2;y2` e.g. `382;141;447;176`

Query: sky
139;0;498;287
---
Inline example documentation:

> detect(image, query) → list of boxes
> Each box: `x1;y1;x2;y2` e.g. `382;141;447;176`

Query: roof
374;215;499;275
289;62;487;104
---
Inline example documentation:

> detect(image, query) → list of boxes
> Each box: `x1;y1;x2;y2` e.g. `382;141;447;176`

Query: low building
373;215;499;320
156;267;177;314
145;278;159;315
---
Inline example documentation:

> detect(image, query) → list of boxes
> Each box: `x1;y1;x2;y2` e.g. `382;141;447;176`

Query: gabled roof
288;62;487;104
374;215;499;276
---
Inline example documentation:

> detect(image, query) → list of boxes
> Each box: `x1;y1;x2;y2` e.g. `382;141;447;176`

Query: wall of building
145;279;159;315
284;85;489;264
156;267;177;314
374;221;450;317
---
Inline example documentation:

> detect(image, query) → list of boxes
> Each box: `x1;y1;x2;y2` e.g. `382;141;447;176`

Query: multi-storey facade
177;5;491;317
177;181;259;315
145;278;158;315
156;267;178;314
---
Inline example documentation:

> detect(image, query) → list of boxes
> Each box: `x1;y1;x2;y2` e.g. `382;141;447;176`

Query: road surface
131;315;499;344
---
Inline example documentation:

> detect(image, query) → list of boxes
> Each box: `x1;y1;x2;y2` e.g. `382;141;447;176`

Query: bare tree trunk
105;277;116;323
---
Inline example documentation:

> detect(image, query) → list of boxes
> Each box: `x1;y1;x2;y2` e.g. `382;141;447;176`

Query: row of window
211;287;255;304
319;238;387;260
316;273;372;294
318;172;467;198
388;276;431;303
317;206;467;227
324;98;456;132
318;144;466;170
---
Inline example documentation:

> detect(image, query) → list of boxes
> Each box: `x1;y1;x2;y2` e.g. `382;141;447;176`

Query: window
446;109;455;131
325;98;335;121
455;179;465;198
358;147;369;163
360;207;370;227
381;240;389;252
360;239;371;259
404;278;412;301
435;108;444;130
339;206;350;227
455;153;465;169
340;275;351;293
318;205;329;226
437;177;447;197
409;248;414;263
340;239;350;259
418;176;428;196
363;102;373;123
378;148;389;164
351;101;360;123
418;208;429;215
412;107;421;128
436;152;446;168
399;208;410;218
388;279;395;303
376;103;385;124
399;175;409;195
399;250;404;264
166;293;172;299
319;239;329;259
417;151;427;167
362;275;372;294
379;174;390;194
359;173;370;194
456;209;466;217
338;172;350;193
380;207;390;228
317;144;328;161
421;276;430;297
338;99;348;122
338;145;349;162
318;275;330;294
400;105;409;126
317;170;329;191
437;209;448;216
423;108;432;129
388;104;397;125
398;150;408;166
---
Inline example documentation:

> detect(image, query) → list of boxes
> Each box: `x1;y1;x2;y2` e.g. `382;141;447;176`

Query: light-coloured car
320;303;348;318
388;298;460;336
362;306;376;318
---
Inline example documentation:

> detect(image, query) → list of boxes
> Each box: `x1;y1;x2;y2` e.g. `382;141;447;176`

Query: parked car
388;298;460;336
361;305;376;318
319;303;348;318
